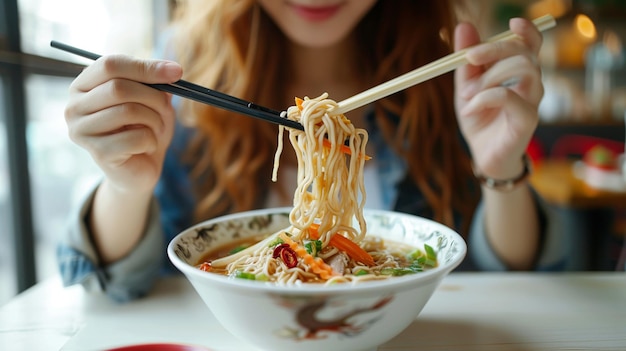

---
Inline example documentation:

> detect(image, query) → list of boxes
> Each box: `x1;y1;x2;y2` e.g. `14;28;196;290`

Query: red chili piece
198;262;211;272
272;243;298;268
280;247;298;268
272;243;290;258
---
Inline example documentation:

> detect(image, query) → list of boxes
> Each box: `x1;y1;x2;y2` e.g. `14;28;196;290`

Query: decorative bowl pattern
168;208;466;351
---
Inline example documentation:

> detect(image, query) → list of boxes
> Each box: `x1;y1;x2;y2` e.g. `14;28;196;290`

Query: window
0;76;18;304
0;0;171;306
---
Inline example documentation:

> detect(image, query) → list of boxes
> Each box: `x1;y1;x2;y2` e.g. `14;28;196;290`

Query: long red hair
171;0;479;233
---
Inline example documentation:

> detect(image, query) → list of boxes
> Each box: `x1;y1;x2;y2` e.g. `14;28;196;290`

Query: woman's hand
65;55;183;194
454;18;544;180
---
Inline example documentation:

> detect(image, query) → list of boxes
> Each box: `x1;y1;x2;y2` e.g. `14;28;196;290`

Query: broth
195;233;438;283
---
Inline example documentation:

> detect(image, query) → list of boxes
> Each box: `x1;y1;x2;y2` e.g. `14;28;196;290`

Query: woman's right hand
65;55;183;194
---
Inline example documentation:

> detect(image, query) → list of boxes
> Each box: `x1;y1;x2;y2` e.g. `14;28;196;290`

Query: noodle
274;93;368;247
199;93;438;285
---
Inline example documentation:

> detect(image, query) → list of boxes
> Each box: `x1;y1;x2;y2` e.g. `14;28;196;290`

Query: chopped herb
354;269;369;276
423;244;438;267
381;267;420;276
408;249;424;260
416;256;426;265
379;243;438;277
255;273;269;281
229;245;248;254
424;244;437;260
268;237;284;248
304;240;322;256
234;271;256;280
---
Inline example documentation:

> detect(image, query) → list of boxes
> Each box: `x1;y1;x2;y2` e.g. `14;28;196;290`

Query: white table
1;272;625;351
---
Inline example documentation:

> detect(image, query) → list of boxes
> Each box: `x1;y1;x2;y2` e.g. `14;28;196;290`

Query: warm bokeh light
528;0;571;19
575;14;596;40
603;30;623;56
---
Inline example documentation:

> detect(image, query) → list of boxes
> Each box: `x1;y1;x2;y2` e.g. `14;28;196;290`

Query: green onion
424;244;436;260
229;245;248;254
255;273;269;281
268;237;284;247
423;244;437;267
304;240;323;256
234;271;256;280
381;267;416;276
407;249;424;260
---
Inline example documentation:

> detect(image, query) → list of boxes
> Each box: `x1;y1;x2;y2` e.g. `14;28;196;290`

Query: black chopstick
50;40;304;131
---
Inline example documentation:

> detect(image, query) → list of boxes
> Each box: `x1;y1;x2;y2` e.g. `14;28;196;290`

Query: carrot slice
308;223;321;239
307;224;375;266
295;97;304;111
279;233;335;280
294;96;371;160
322;139;372;160
329;234;376;266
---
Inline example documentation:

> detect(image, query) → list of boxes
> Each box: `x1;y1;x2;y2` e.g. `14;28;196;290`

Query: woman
58;0;561;302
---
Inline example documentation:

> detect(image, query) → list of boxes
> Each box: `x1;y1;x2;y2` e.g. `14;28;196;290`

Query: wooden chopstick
334;15;557;115
49;41;304;131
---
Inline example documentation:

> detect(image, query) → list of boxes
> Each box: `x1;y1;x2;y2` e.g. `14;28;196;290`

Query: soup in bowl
167;207;466;351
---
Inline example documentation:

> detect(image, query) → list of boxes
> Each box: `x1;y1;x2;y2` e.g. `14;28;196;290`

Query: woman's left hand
454;18;544;180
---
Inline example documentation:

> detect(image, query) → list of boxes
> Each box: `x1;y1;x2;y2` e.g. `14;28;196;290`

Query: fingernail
159;62;182;80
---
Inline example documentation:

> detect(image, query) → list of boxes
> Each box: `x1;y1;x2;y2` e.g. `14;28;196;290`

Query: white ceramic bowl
167;208;466;351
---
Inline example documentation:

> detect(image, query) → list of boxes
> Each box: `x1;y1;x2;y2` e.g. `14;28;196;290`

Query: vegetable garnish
273;243;298;269
423;244;438;267
198;262;211;272
268;237;284;247
272;243;290;258
279;232;335;279
295;97;371;160
307;224;375;266
304;240;322;256
229;245;249;254
234;271;256;280
322;139;372;160
232;271;268;281
295;97;304;111
328;233;376;266
382;244;439;276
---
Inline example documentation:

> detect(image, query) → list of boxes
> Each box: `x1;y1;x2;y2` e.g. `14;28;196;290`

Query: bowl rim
167;207;466;295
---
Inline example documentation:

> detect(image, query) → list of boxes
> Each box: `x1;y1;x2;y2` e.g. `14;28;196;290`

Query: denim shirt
57;112;568;302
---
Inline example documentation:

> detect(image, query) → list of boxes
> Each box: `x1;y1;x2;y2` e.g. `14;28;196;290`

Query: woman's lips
290;4;342;22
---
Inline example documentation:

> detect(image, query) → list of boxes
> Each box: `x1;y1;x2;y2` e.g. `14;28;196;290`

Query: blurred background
1;0;625;306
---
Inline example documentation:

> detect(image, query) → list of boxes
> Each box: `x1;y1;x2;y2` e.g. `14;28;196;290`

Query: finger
509;17;543;55
82;125;160;166
70;102;171;140
461;55;543;103
71;54;182;92
460;87;538;132
465;17;543;67
68;77;173;123
454;22;483;84
465;39;535;67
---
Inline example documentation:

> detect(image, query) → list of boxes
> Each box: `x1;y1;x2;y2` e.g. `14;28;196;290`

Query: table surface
1;272;625;351
530;159;626;208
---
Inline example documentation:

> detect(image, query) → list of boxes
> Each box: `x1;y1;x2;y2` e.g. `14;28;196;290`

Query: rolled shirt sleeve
57;181;165;302
469;190;568;271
